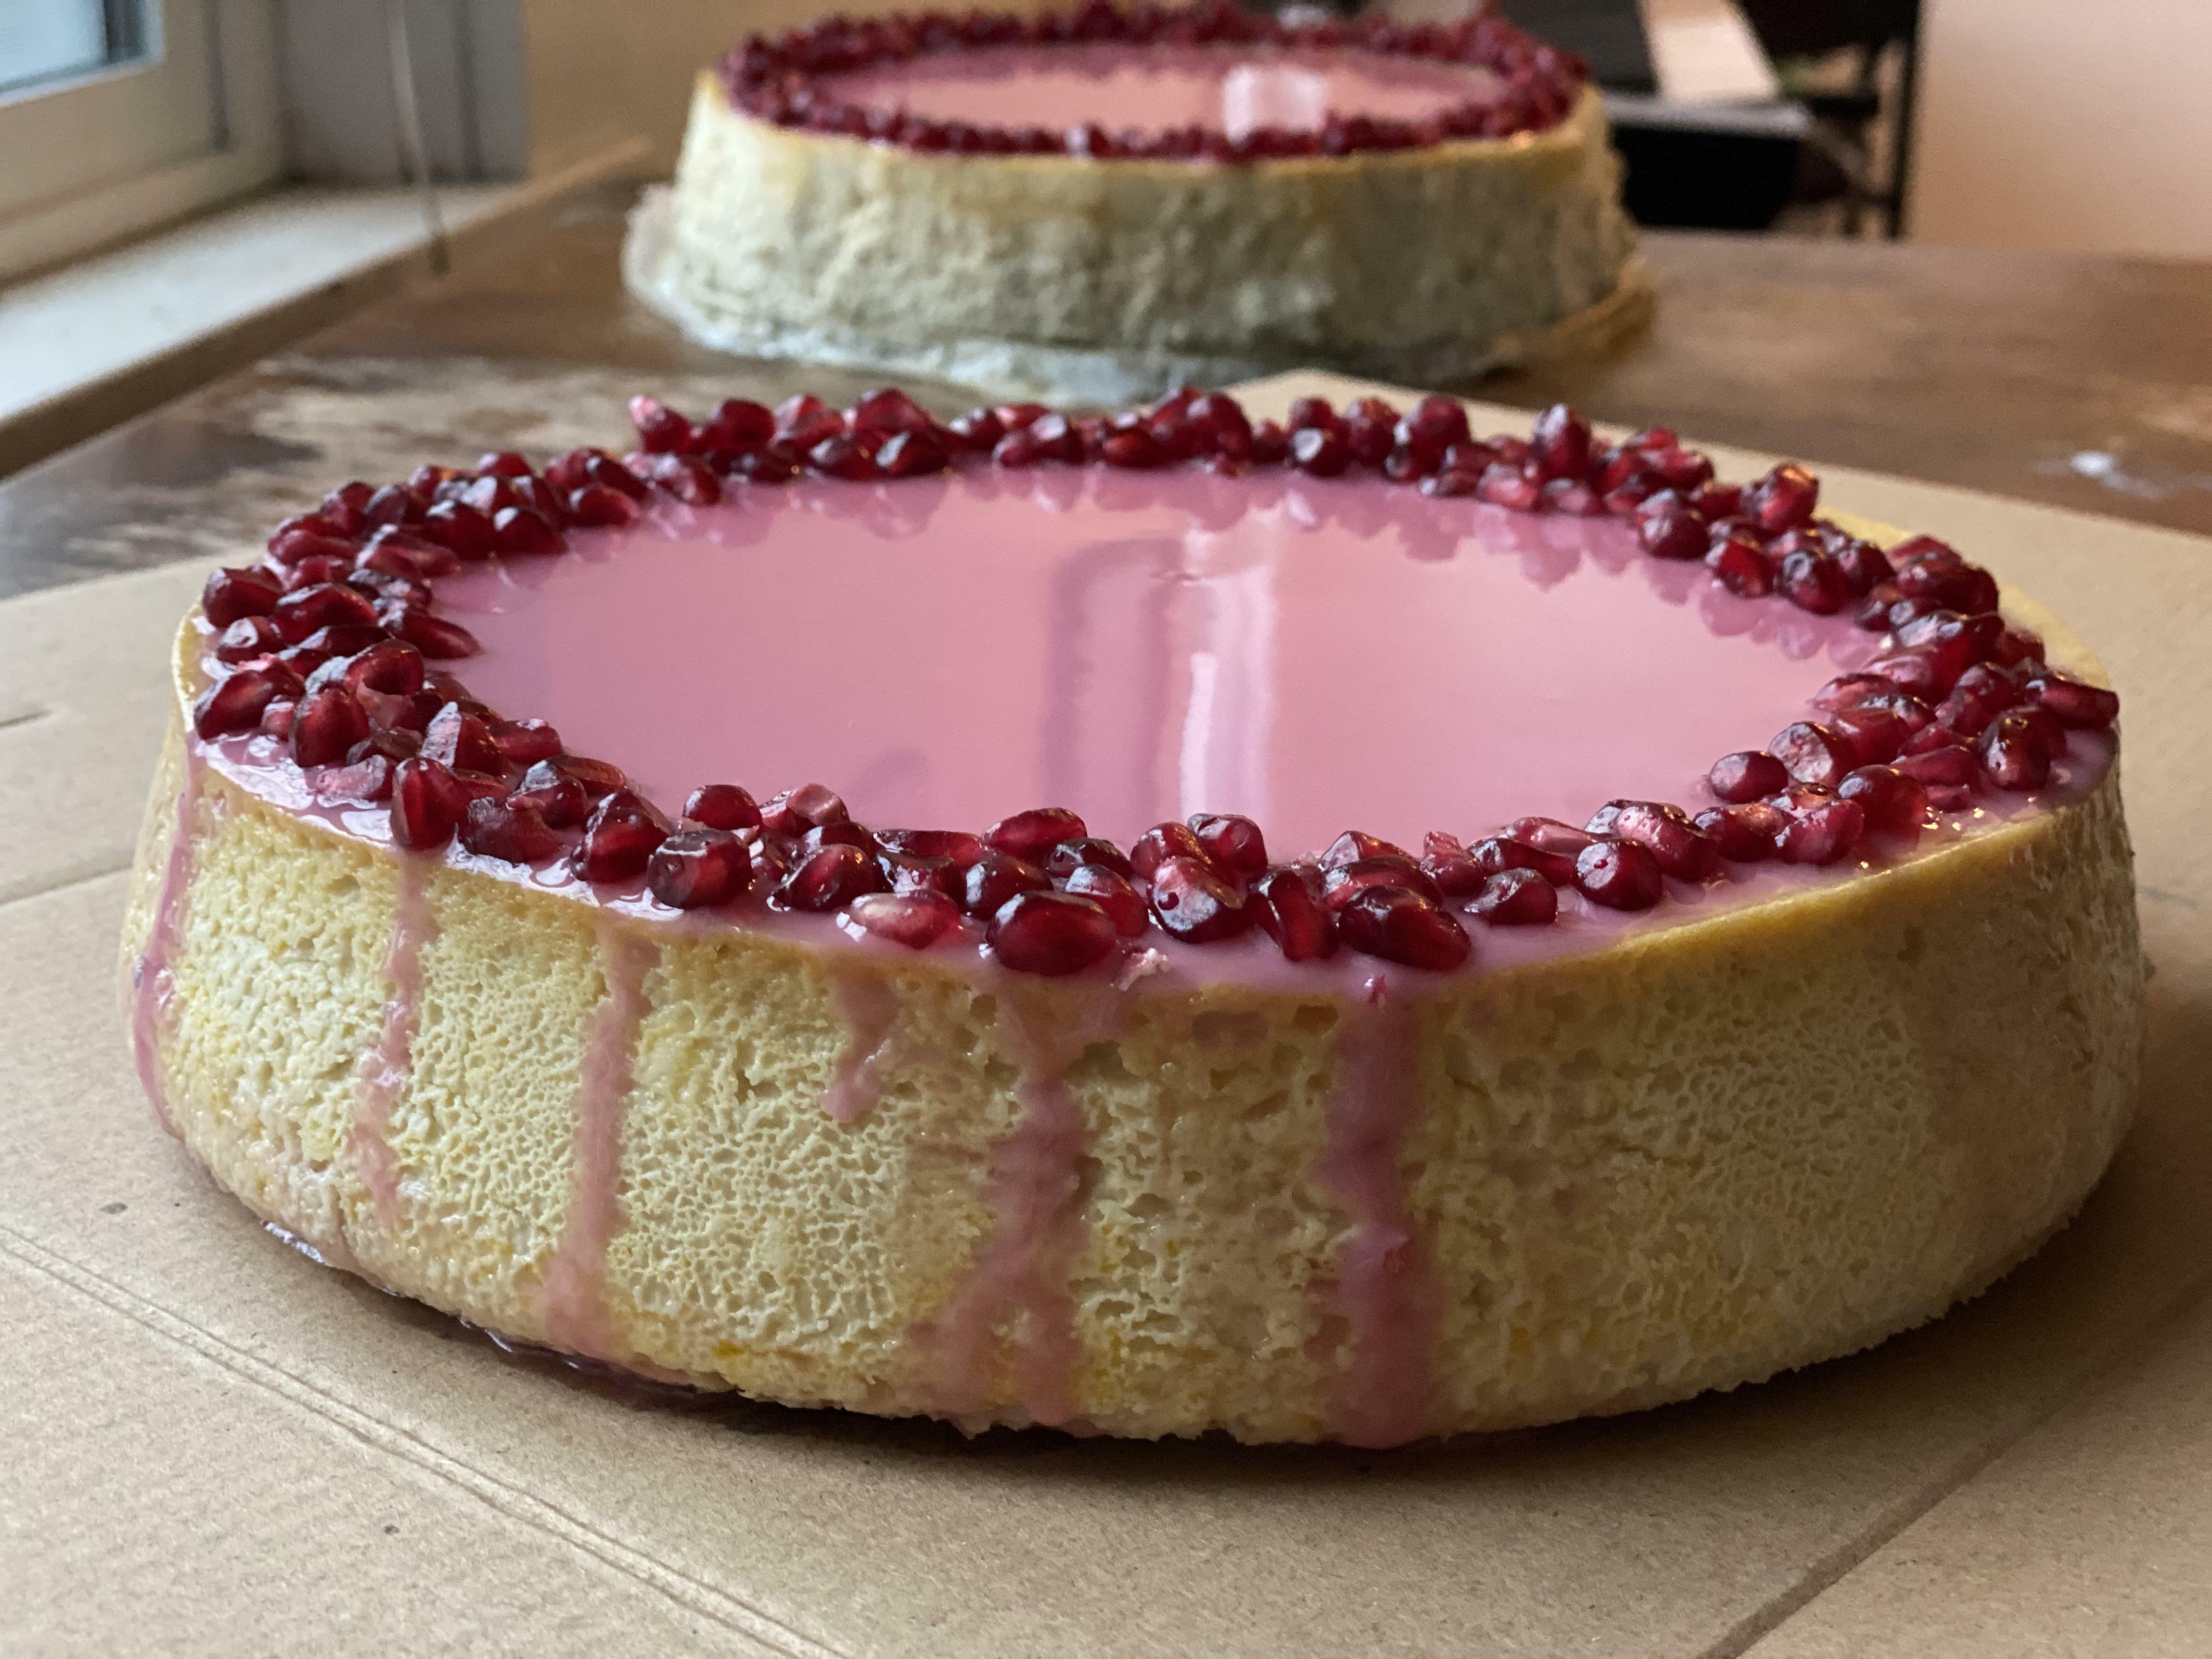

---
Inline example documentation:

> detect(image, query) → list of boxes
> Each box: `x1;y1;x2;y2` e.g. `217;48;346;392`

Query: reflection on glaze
541;916;660;1361
816;42;1497;138
822;969;901;1122
353;854;436;1228
1312;979;1440;1448
439;467;1883;856
913;995;1111;1426
131;751;202;1138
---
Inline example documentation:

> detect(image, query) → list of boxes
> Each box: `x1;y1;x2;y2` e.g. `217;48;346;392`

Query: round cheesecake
625;2;1643;402
123;387;2142;1446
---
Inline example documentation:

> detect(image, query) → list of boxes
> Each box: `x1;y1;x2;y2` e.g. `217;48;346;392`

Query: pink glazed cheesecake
627;2;1640;400
123;386;2142;1445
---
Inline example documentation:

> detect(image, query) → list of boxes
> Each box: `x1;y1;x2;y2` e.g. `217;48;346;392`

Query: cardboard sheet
4;377;2208;1655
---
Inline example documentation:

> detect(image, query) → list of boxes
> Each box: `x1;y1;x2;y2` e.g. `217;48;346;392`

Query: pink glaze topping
540;916;660;1362
822;968;901;1122
1312;979;1441;1447
130;751;202;1138
816;43;1495;138
437;471;1880;859
352;853;436;1227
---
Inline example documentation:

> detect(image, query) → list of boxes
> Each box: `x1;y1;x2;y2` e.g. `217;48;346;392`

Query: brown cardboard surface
4;377;2209;1656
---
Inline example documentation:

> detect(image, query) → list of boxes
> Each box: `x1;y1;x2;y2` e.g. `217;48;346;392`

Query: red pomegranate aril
777;842;887;911
1773;796;1866;865
1572;838;1663;910
683;782;762;831
1854;583;1905;631
1149;855;1254;941
1471;867;1558;924
347;727;420;766
987;889;1119;975
946;409;1005;451
267;524;357;569
488;717;560;766
837;890;958;949
290;686;372;768
1252;867;1338;961
1247;420;1290;465
774;394;842;449
386;608;481;659
991;430;1045;467
1541;477;1604;516
192;670;280;738
1980;708;2059;790
1584;799;1716;881
580;799;670;883
1634;491;1709;560
1475;461;1542;510
1290;424;1351;477
1769;721;1861;789
1286;396;1336;432
1862;650;1944;702
1099;426;1167;469
510;772;587;828
420;702;504;775
1062;863;1148;936
1813;672;1897;713
960;850;1049;916
567;484;642;527
517;755;627;814
1131;821;1213;881
873;849;956;897
703;398;776;452
647;828;750;907
991;402;1049;433
986;805;1088;865
1994;625;2046;669
876;428;950;477
1692;803;1782;862
203;566;283;628
1320;829;1408;870
362;484;424;527
1336;885;1470;971
1708;750;1789;803
1894;554;2000;616
390;757;465;848
629;394;695;454
801;820;878;857
272;582;379;642
460;795;561;864
1399;394;1471;451
1831;539;1894;595
761;782;847;836
1186;812;1266;878
1322;856;1442;912
1838;765;1929;839
339;638;426;697
806;435;878;480
1705;531;1774;596
1935;662;2023;738
1741;462;1819;534
2026;673;2120;729
1529;403;1593;481
1418;832;1486;899
849;387;934;438
1897;743;1978;786
877;826;986;868
1465;833;1567;888
1045;837;1132;879
1780;550;1852;614
213;616;285;663
313;753;397;804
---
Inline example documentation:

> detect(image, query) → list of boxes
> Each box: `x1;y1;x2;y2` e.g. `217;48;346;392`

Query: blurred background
2;0;2208;485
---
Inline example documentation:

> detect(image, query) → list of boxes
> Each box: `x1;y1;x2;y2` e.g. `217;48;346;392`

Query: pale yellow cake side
121;591;2143;1443
631;77;1642;399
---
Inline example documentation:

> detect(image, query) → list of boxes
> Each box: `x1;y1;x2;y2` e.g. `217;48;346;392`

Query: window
0;0;282;284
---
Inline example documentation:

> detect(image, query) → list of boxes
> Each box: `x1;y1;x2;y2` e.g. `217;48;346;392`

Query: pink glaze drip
540;916;660;1362
440;469;1880;857
816;43;1496;138
130;751;202;1137
913;994;1113;1426
1311;977;1441;1448
351;854;437;1229
822;969;901;1122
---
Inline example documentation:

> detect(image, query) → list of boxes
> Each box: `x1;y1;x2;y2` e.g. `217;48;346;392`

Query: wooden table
3;179;2208;602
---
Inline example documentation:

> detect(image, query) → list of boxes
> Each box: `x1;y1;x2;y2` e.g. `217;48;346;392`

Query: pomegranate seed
388;757;486;849
1286;396;1336;432
1584;800;1716;881
1838;765;1928;839
761;783;847;836
1475;462;1541;510
1773;795;1866;864
1027;413;1083;462
1399;395;1470;450
460;795;561;864
991;402;1048;432
483;717;558;766
1320;830;1407;870
629;395;694;453
992;431;1045;467
1323;857;1442;913
1573;838;1663;910
1062;864;1148;936
1045;837;1132;878
1186;812;1266;878
334;639;422;698
1705;531;1774;596
1249;420;1290;464
203;566;283;628
387;608;481;659
1708;751;1788;803
313;753;397;804
946;409;1005;450
987;806;1087;865
1780;550;1852;614
836;890;957;949
1100;427;1167;469
191;669;280;738
362;484;424;527
849;387;934;438
1770;721;1860;789
1149;855;1252;941
1466;834;1573;887
960;850;1049;916
644;828;748;907
510;771;586;828
2025;673;2120;729
1337;885;1470;970
684;783;762;831
801;820;878;858
1854;584;1905;631
1471;867;1558;924
1742;463;1818;534
1814;672;1895;712
577;794;669;883
1831;538;1894;595
1250;867;1336;960
1897;744;1978;786
268;523;357;568
1291;425;1351;477
1980;708;2059;790
981;889;1116;974
1541;478;1604;516
630;454;722;506
1131;821;1214;881
1863;650;1943;702
1418;832;1486;898
272;582;379;643
699;398;773;452
567;484;642;527
1934;662;2023;738
213;616;284;663
1894;551;2000;616
777;843;887;911
1827;699;1919;764
1634;491;1709;560
878;827;986;868
1692;803;1782;862
1530;403;1593;481
1503;817;1595;867
876;429;949;477
419;703;503;776
516;755;628;816
290;686;371;768
1994;626;2046;669
807;435;877;480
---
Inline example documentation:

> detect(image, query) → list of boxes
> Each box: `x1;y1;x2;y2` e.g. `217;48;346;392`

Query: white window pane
0;1;150;99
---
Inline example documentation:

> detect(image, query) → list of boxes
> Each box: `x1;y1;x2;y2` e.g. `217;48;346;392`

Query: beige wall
1909;0;2212;258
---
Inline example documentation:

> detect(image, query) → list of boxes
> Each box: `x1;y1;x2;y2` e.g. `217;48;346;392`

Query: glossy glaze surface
438;470;1884;859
